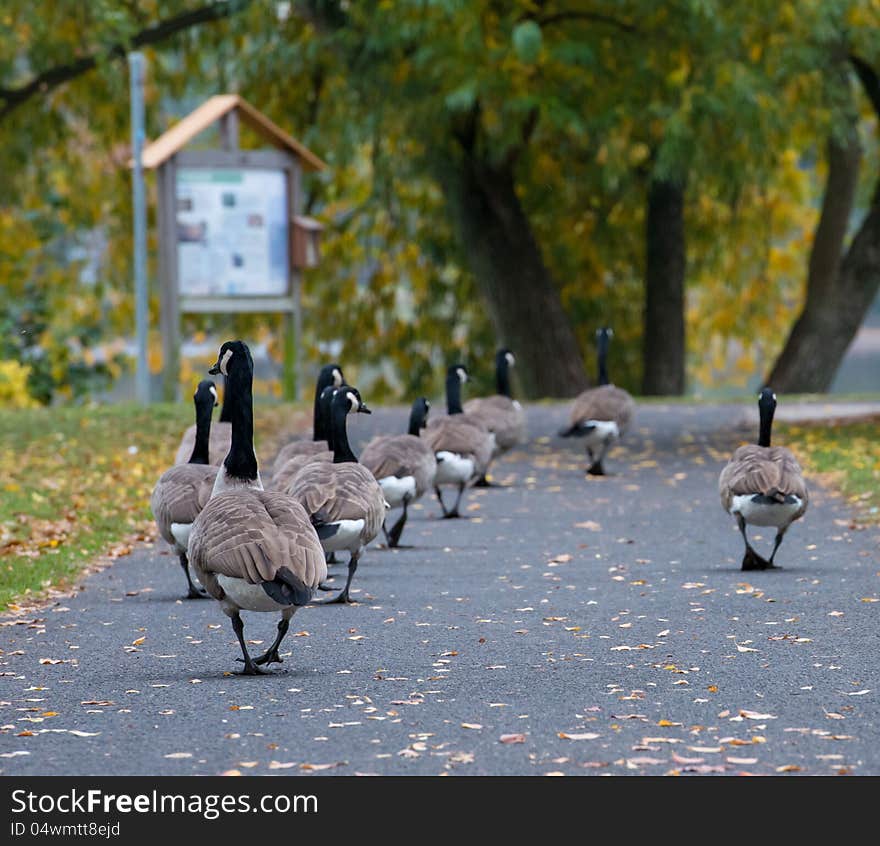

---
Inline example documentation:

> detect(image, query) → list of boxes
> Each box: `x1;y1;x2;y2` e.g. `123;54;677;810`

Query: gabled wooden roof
141;94;326;171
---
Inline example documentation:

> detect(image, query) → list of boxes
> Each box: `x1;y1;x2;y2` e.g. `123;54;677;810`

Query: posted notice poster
176;168;289;297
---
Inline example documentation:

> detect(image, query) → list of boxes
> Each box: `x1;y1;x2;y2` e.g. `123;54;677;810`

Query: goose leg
320;549;361;604
736;514;773;571
386;499;409;548
252;618;290;666
179;552;207;599
435;486;451;518
587;441;611;476
230;612;264;675
444;482;465;519
766;529;786;568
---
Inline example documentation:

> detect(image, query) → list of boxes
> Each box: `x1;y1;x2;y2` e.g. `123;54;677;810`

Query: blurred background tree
0;0;878;405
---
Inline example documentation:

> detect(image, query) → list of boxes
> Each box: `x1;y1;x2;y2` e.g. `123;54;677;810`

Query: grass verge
0;402;306;612
780;417;880;522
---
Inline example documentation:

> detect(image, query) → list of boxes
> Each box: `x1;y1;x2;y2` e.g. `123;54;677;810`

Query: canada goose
174;378;231;465
187;340;327;674
560;327;634;475
423;365;495;518
150;380;220;598
272;364;344;474
718;388;809;570
360;397;438;547
285;386;386;604
463;348;527;485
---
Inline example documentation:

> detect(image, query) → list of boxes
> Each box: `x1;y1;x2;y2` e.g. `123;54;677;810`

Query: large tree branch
0;0;254;122
850;54;880;118
536;10;637;34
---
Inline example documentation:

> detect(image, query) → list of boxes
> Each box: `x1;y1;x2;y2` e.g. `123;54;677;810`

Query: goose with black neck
150;380;220;598
361;397;439;547
719;388;809;570
286;386;387;603
560;327;635;476
187;341;327;674
423;364;495;518
464;348;527;485
272;363;344;475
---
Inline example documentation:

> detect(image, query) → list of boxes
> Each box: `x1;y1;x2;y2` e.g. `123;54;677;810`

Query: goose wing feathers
150;463;219;545
174;422;231;466
273;440;328;474
360;434;438;497
270;450;333;491
570;385;634;431
286;462;386;544
422;418;494;475
719;445;809;514
463;395;526;450
188;490;327;595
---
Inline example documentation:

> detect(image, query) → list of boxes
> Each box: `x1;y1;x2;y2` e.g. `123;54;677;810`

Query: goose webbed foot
185;585;209;599
473;474;496;487
316;552;360;604
587;461;606;476
435;486;456;518
741;546;780;571
247;619;289;666
317;579;336;591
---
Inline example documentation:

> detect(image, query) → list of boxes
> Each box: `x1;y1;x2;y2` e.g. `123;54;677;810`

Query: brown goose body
719;445;808;517
272;439;329;475
463;395;526;453
360;434;437;501
285;461;386;552
188;489;327;608
150;463;218;548
422;417;494;478
569;384;635;433
269;450;333;492
174;421;231;466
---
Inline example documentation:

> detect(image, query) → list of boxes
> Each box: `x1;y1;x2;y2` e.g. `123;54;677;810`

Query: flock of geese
150;330;809;674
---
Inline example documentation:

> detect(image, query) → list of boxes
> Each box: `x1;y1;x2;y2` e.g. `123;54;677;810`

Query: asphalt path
2;402;879;776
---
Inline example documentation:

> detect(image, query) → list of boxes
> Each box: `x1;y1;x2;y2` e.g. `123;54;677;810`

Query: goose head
336;385;371;415
195;379;219;408
209;340;253;378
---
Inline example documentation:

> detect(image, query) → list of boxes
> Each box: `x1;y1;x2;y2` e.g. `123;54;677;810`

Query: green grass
0;402;306;611
780;418;880;522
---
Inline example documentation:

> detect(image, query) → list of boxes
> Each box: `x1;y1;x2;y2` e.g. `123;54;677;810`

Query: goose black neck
318;388;336;449
597;341;610;387
446;372;464;415
330;400;358;463
313;383;328;442
408;403;427;436
223;364;259;480
218;376;232;423
758;400;774;448
188;395;213;465
496;356;513;398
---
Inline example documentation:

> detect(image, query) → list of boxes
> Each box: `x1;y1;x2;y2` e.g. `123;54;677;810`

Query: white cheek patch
346;391;359;412
219;349;233;375
209;386;218;401
457;368;467;383
506;352;515;366
333;368;343;386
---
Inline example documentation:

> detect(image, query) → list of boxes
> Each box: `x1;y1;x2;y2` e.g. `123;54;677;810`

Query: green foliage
1;0;879;403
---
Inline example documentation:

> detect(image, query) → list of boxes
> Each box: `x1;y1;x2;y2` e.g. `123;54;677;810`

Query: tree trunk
766;129;864;392
438;152;589;398
642;176;686;395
